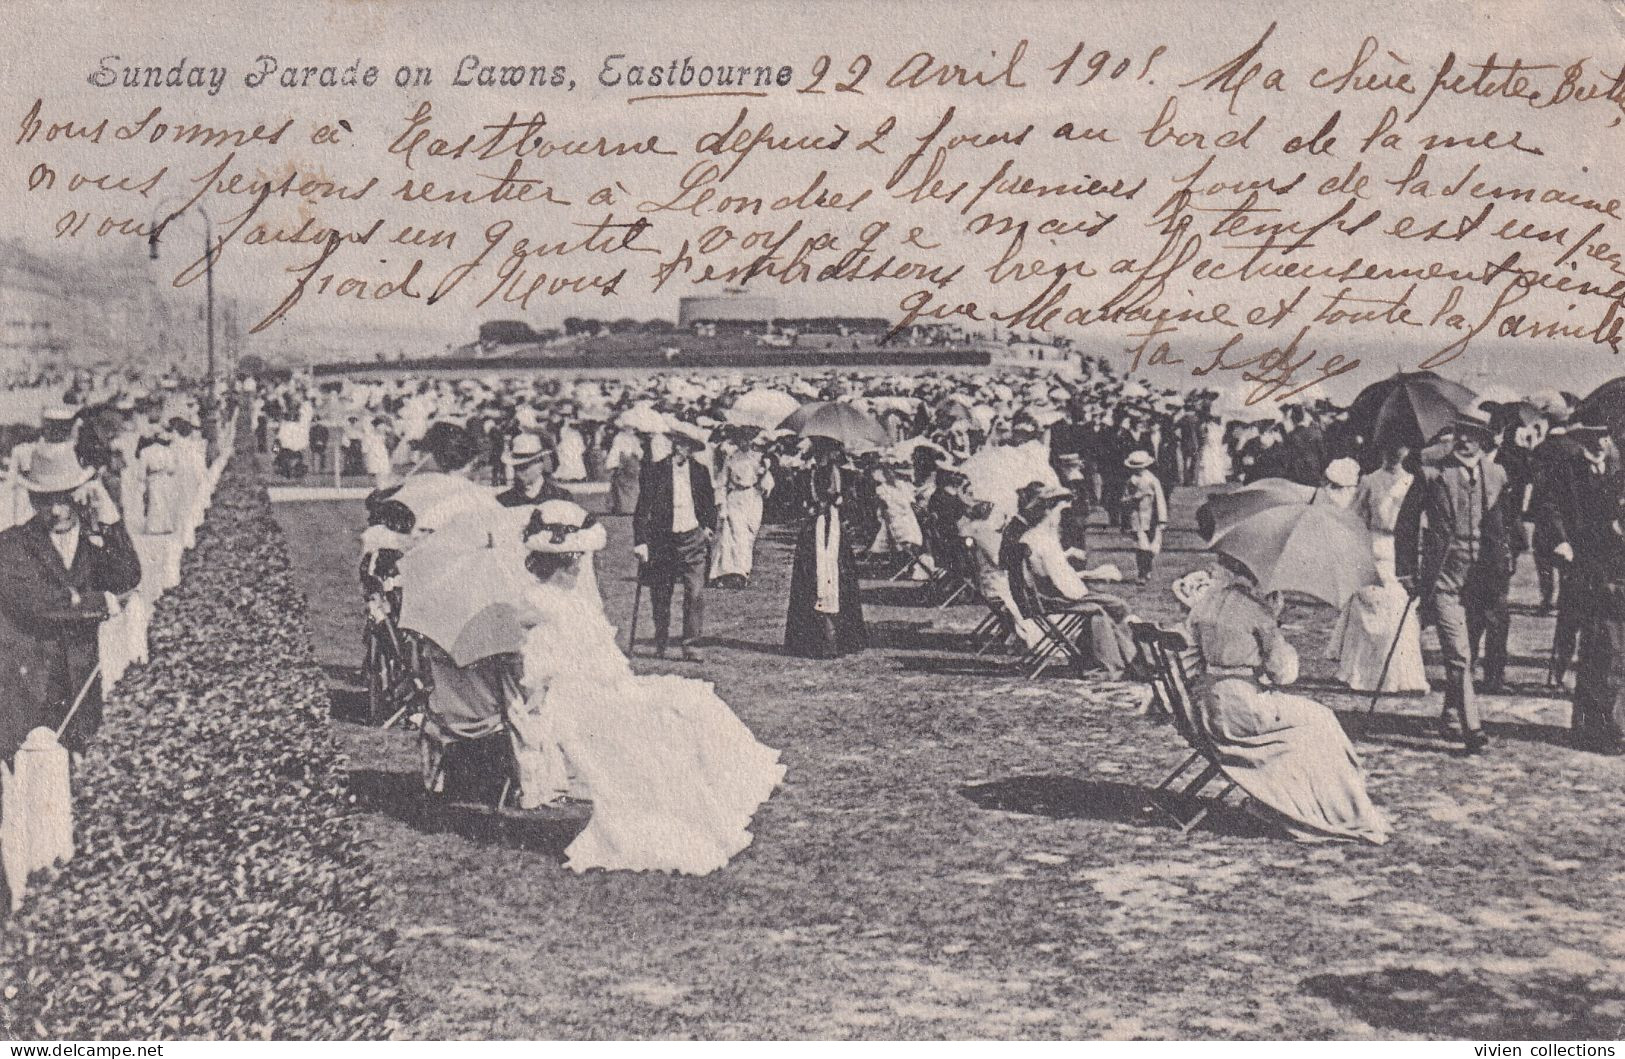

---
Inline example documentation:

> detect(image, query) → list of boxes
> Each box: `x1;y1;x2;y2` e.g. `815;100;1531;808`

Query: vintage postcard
1;0;1623;1044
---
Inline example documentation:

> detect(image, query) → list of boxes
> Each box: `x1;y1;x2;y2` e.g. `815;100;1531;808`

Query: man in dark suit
1396;414;1517;753
495;433;573;508
1529;400;1577;614
1564;428;1625;753
0;442;142;766
633;421;717;661
1532;417;1591;683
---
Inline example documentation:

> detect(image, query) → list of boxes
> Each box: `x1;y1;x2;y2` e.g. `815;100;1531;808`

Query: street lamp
149;201;218;450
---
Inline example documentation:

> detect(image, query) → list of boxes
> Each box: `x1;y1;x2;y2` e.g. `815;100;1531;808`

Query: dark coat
1395;458;1517;604
1280;425;1327;487
1561;455;1625;593
494;478;574;508
784;465;867;658
0;515;142;762
1530;434;1589;555
633;456;717;575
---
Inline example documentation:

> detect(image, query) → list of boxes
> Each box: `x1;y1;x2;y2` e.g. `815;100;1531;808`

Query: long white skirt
1196;442;1230;486
1328;540;1428;693
709;488;764;580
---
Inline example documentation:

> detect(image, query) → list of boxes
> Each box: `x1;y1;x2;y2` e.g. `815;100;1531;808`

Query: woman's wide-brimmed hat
502;432;554;467
1124;449;1156;469
617;404;669;435
20;442;95;494
667;419;711;450
1017;480;1072;516
524;499;607;555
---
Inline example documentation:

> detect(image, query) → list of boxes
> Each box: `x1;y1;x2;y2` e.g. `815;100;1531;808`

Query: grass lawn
272;478;1625;1040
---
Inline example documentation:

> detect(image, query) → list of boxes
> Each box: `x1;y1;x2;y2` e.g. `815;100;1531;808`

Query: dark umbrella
778;401;890;453
1576;377;1625;442
1346;371;1477;452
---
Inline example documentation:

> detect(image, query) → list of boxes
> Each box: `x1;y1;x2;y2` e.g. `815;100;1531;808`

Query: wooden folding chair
1021;611;1092;679
919;516;977;609
1129;622;1240;834
969;603;1016;655
363;600;431;729
883;547;936;584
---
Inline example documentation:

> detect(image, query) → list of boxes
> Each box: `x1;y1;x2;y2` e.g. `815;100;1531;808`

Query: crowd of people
238;358;1623;870
5;356;1620;883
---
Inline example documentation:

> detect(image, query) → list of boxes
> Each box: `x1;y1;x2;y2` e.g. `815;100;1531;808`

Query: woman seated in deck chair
1003;481;1140;677
1184;554;1391;845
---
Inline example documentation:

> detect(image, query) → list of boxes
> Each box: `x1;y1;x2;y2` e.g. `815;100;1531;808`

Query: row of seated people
853;463;1142;679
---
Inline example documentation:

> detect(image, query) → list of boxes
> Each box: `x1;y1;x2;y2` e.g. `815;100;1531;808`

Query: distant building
0;241;68;367
0;240;230;376
677;290;778;330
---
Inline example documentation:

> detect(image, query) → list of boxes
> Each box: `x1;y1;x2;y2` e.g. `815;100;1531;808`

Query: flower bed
0;460;404;1039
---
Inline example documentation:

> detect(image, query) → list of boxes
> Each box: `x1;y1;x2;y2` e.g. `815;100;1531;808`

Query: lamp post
149;201;218;451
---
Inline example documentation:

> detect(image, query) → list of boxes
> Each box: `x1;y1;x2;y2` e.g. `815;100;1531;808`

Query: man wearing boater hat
633;418;716;661
0;442;142;768
1396;413;1518;753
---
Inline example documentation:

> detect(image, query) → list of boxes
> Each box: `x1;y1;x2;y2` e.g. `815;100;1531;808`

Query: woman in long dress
138;430;178;535
361;416;394;486
871;458;926;563
605;427;644;515
1328;444;1429;693
784;437;867;658
513;500;786;875
1008;483;1139;677
554;421;588;482
1195;414;1230;486
1186;557;1391;844
709;430;774;587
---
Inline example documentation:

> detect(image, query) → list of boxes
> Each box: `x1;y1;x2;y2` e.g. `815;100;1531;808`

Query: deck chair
919;513;977;609
1021;611;1094;679
362;596;431;729
964;548;1034;656
1129;622;1240;834
881;536;936;584
1001;557;1098;678
969;600;1018;656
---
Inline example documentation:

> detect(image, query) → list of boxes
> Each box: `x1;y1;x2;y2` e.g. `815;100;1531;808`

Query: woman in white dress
139;430;178;535
1195;414;1230;486
870;458;926;559
514;500;786;875
1328;443;1429;693
709;431;774;587
554;421;588;482
361;416;394;485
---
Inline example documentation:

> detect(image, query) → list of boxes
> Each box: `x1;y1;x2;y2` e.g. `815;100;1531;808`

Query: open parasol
409;504;532;554
1209;499;1379;608
778;401;890;452
726;388;801;429
1575;377;1625;443
958;444;1062;525
1195;478;1317;541
389;473;502;533
396;533;537;666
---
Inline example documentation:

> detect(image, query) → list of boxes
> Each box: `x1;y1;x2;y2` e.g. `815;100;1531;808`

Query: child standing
1122;450;1168;584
